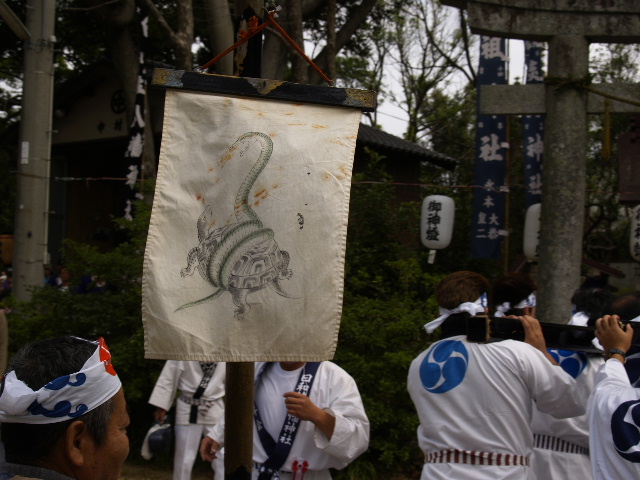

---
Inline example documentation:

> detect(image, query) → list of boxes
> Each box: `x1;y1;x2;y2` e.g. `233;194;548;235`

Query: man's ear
64;420;92;467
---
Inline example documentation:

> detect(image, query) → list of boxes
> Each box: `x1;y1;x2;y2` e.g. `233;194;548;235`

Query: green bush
3;197;164;449
333;152;442;478
3;153;448;477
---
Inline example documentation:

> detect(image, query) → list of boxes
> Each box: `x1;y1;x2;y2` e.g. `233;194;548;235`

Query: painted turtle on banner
177;132;294;318
227;237;293;318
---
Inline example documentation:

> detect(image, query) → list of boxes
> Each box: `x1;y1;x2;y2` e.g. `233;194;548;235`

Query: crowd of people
0;270;639;480
408;271;640;480
43;264;109;294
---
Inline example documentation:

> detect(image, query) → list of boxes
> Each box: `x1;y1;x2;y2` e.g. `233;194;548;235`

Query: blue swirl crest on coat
547;349;588;379
420;340;469;394
612;399;640;462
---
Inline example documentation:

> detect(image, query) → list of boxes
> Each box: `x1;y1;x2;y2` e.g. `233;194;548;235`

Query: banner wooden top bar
151;68;377;113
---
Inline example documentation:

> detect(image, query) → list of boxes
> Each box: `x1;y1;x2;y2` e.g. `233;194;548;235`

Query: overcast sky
376;38;527;138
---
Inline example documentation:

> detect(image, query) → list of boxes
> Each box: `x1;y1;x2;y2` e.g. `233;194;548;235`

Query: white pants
174;424;224;480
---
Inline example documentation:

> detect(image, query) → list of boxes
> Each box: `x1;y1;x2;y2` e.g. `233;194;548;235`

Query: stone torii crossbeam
442;0;640;324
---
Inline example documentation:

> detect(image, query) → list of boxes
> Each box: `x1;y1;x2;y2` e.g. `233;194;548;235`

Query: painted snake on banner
177;132;294;318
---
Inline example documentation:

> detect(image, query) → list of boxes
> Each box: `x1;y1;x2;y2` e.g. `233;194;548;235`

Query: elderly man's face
84;389;130;480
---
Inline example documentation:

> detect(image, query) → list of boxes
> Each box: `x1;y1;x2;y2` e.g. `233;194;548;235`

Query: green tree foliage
384;0;475;143
1;152;449;477
582;44;640;265
418;87;506;279
0;127;17;237
2;195;164;447
333;150;443;478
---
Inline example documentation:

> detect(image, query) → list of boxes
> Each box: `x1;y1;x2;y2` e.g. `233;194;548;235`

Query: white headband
0;338;121;424
494;292;536;317
569;311;589;327
424;294;488;334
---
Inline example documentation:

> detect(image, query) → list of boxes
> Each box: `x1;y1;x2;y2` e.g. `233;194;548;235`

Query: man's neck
0;461;75;480
279;361;306;371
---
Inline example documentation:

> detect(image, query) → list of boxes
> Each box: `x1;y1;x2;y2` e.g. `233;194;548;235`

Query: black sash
189;362;217;424
254;362;321;480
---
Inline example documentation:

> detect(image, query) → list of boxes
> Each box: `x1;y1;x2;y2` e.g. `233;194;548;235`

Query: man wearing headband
149;360;226;480
569;288;614;328
587;315;640;479
491;272;537;318
199;360;369;479
0;336;129;480
610;293;640;388
408;271;584;480
529;288;612;479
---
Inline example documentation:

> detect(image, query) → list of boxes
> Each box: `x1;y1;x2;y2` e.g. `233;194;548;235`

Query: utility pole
13;0;56;301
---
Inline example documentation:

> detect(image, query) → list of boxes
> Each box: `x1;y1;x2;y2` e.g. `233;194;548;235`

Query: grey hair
1;336;116;465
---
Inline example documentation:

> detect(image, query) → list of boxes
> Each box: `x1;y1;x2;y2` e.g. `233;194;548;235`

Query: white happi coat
149;360;226;425
208;361;369;480
407;335;584;480
530;352;602;480
588;359;640;480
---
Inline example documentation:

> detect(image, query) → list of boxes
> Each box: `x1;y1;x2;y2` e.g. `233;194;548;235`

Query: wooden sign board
151;68;377;112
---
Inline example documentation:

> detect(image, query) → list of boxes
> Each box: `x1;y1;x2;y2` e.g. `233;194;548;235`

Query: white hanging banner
143;90;362;361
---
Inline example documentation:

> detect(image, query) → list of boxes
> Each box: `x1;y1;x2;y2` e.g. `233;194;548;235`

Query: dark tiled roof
357;123;457;171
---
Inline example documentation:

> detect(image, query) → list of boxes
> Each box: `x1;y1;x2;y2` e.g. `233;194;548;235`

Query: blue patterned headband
0;338;121;424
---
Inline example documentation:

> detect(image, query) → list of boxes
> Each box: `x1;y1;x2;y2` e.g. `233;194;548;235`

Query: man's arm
149;361;182;420
200;436;220;462
284;391;336;440
517;315;559;365
596;314;634;362
154;407;167;423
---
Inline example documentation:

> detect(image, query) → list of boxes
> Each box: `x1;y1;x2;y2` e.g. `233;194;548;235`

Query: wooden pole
13;0;55;300
225;2;263;479
224;362;254;479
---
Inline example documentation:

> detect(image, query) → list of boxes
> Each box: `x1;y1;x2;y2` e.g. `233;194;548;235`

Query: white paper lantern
421;195;455;250
523;203;541;262
631;205;640;262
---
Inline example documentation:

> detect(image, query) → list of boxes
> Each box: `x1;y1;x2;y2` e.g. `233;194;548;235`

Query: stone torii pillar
442;0;640;323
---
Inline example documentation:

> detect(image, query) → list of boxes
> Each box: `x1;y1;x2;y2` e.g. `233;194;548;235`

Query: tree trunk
203;0;234;75
308;0;378;84
173;1;194;70
287;0;308;83
262;31;288;80
140;0;194;71
326;0;337;82
89;0;138;120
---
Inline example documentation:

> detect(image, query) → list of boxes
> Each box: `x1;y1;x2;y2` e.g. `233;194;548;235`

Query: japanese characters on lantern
421;195;455;250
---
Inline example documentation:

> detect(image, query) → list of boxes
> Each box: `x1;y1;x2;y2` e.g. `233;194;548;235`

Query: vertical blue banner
471;37;508;259
522;41;545;207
